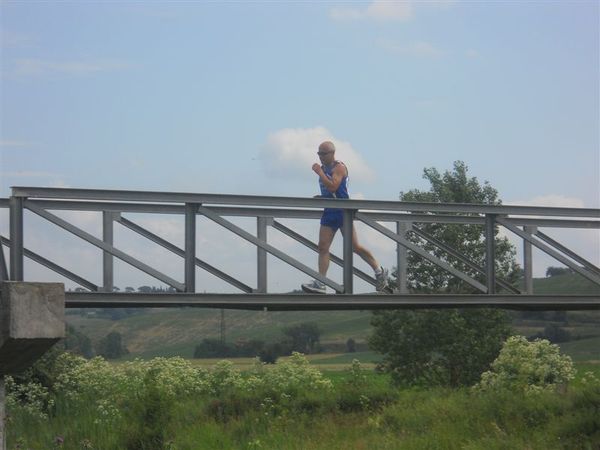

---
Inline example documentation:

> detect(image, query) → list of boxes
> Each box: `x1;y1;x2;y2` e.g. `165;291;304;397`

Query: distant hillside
67;308;374;359
66;272;599;360
525;271;600;295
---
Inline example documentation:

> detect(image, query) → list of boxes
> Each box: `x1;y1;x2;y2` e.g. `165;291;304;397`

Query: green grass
9;373;600;450
559;336;600;362
530;273;600;295
310;350;381;365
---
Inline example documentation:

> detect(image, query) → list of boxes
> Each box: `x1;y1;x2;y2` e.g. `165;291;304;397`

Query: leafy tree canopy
97;331;128;360
283;322;321;354
370;161;516;387
546;266;574;278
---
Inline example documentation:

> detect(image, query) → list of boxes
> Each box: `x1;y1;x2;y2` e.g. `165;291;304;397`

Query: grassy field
8;359;600;450
558;336;600;362
11;273;595;449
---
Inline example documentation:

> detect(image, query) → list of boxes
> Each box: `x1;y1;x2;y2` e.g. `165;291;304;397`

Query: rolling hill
66;272;599;360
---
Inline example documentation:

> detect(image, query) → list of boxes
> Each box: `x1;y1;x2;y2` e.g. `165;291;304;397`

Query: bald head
318;141;335;153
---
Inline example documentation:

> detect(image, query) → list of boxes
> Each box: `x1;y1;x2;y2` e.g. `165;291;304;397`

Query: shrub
124;369;175;450
475;335;576;394
4;376;53;420
193;338;232;358
532;323;572;343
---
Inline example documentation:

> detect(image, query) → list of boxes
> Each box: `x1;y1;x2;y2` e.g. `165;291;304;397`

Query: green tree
283;322;321;354
369;161;516;387
62;325;94;358
97;331;128;359
193;338;232;358
546;266;573;277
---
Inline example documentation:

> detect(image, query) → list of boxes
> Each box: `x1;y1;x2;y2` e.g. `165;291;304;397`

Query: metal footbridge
1;187;599;310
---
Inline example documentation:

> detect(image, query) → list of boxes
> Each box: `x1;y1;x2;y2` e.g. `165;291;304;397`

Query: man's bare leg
338;226;380;272
318;225;337;276
302;225;336;294
341;226;389;292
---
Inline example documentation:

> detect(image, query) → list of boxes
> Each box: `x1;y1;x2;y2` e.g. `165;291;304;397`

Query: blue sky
1;1;598;290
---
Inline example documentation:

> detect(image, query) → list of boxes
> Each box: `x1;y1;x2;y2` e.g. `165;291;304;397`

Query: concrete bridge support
0;282;65;450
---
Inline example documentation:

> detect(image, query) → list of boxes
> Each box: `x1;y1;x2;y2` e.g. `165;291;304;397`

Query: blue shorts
320;209;343;231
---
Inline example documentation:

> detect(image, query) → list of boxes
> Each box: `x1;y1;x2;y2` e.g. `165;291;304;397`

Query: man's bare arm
312;163;346;193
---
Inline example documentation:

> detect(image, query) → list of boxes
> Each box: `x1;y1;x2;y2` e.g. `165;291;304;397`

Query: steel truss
0;187;599;310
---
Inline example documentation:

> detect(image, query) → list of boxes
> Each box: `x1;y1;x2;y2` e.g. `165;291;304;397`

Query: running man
301;141;389;294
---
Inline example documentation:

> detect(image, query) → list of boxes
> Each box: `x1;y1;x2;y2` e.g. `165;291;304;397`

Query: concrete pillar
0;282;65;450
0;282;65;375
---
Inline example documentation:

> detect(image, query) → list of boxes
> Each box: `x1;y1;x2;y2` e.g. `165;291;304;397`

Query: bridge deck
65;292;600;311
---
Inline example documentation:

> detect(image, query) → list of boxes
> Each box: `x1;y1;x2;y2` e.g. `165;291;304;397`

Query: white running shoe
375;267;390;293
301;280;326;294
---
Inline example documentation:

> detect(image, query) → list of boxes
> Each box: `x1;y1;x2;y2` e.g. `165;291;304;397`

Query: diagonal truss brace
410;225;521;294
270;220;377;287
26;203;185;291
197;205;344;293
115;215;253;293
0;235;98;290
356;213;487;292
497;218;600;286
534;230;600;276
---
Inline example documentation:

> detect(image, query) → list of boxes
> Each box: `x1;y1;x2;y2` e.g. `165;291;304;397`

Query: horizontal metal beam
64;292;600;311
506;217;600;229
11;187;599;217
1;200;598;228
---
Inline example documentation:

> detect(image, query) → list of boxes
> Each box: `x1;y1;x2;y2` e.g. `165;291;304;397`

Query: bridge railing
1;186;599;296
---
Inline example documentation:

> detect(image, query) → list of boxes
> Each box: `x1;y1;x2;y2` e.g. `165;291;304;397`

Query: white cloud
366;1;414;21
13;58;133;77
377;39;443;57
330;0;457;23
260;126;376;183
466;49;480;59
330;8;364;21
331;1;414;22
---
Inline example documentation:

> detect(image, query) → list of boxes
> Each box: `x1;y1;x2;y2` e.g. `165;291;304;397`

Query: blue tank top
319;160;349;199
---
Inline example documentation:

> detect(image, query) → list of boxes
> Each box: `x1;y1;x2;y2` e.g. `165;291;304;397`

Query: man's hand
312;163;322;175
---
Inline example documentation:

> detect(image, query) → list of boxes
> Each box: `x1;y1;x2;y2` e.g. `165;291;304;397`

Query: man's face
317;148;335;165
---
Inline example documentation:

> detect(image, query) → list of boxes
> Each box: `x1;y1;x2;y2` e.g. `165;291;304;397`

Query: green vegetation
475;336;576;393
527;271;600;295
6;350;600;449
397;161;521;293
371;162;518;387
